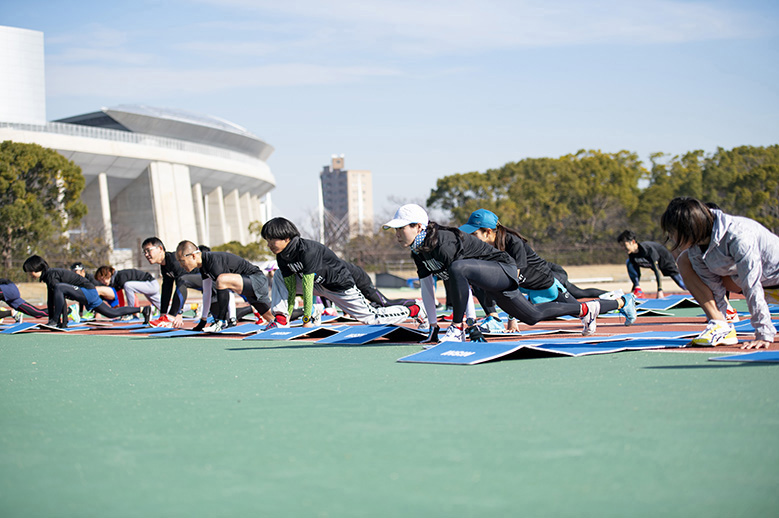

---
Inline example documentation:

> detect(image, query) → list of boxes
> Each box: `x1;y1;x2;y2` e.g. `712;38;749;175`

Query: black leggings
214;276;270;321
50;284;139;325
14;302;48;318
447;259;584;325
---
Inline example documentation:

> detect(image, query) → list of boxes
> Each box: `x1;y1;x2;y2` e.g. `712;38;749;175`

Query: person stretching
617;230;685;298
260;217;424;329
460;209;636;333
661;197;779;349
385;204;632;343
22;255;149;328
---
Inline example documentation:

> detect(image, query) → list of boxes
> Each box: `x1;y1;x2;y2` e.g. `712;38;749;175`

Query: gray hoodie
687;210;779;342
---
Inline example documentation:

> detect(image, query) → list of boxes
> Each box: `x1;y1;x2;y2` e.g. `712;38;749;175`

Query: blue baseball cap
459;209;499;234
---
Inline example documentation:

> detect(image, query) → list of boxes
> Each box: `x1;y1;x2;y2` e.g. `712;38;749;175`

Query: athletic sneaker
11;309;23;324
141;306;152;326
477;315;505;334
80;310;95;321
68;304;80;324
409;300;427;328
149;314;174;328
263;316;289;331
619;294;637;326
467;325;487;342
581;300;600;336
438;325;465;343
691;320;738;346
725;304;740;323
632;287;645;298
203;318;236;333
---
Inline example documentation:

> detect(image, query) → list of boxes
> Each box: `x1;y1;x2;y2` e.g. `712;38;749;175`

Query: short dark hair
198;245;211;253
23;255;49;273
176;240;198;256
142;237;165;250
660;197;714;251
617;230;637;244
260;218;300;241
95;266;115;281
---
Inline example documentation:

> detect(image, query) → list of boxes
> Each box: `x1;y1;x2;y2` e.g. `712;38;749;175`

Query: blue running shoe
620;294;637;326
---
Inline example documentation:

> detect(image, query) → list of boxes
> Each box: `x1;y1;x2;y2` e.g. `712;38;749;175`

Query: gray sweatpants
271;273;411;325
123;279;161;309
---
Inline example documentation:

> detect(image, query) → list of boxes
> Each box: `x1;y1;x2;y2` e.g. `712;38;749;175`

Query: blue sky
4;0;779;227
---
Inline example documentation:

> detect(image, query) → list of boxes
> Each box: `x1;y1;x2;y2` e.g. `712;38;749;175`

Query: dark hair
176;240;198;256
23;255;49;273
142;237;165;250
198;245;211;253
660;197;714;251
419;222;464;252
95;266;115;281
616;230;637;244
491;224;527;251
260;218;300;241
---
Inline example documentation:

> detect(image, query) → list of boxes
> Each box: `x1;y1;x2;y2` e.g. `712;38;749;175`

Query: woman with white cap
384;204;620;342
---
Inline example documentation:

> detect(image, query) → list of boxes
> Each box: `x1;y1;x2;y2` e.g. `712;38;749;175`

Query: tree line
424;145;779;264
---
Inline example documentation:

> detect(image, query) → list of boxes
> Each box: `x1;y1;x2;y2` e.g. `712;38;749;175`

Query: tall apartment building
319;155;374;239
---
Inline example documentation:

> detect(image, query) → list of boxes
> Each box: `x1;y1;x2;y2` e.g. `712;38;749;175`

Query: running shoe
80;310;95;321
467;325;487;342
68;304;80;323
11;309;23;324
438;325;465;343
620;294;637;326
204;318;236;333
725;304;740;323
691;321;738;346
263;315;289;331
149;314;174;328
141;306;152;325
581;300;600;336
477;315;504;334
632;287;645;298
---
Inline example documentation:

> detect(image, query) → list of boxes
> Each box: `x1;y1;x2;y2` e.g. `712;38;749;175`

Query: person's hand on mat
741;339;771;350
193;319;207;332
506;319;520;333
173;314;184;328
656;289;664;299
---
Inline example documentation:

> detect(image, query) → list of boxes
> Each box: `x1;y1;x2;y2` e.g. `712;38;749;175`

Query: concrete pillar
192;183;207;246
206;186;229;245
223;189;245;244
240;192;255;241
148;162;197;248
80;172;113;248
111;169;155;250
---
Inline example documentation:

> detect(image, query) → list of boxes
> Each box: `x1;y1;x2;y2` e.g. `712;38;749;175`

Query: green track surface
1;334;777;517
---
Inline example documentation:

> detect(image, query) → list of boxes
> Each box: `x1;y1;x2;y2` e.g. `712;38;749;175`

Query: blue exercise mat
0;322;40;334
709;351;779;363
635;295;699;311
243;325;347;341
731;319;779;334
317;325;427;345
398;331;691;365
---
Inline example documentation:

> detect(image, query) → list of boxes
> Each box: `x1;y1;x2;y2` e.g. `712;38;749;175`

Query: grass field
1;332;777;517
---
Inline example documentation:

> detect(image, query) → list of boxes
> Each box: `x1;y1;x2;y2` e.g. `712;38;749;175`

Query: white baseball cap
383;204;429;229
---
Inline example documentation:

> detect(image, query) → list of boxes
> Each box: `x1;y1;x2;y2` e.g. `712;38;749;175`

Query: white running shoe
725;304;740;323
11;309;23;324
438;325;465;343
599;289;625;300
691;320;738;346
581;300;600;336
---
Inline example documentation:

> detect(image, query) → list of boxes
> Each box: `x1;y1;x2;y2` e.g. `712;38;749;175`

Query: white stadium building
0;25;275;264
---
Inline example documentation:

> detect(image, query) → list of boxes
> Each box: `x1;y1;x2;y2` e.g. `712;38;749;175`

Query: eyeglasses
142;246;159;256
